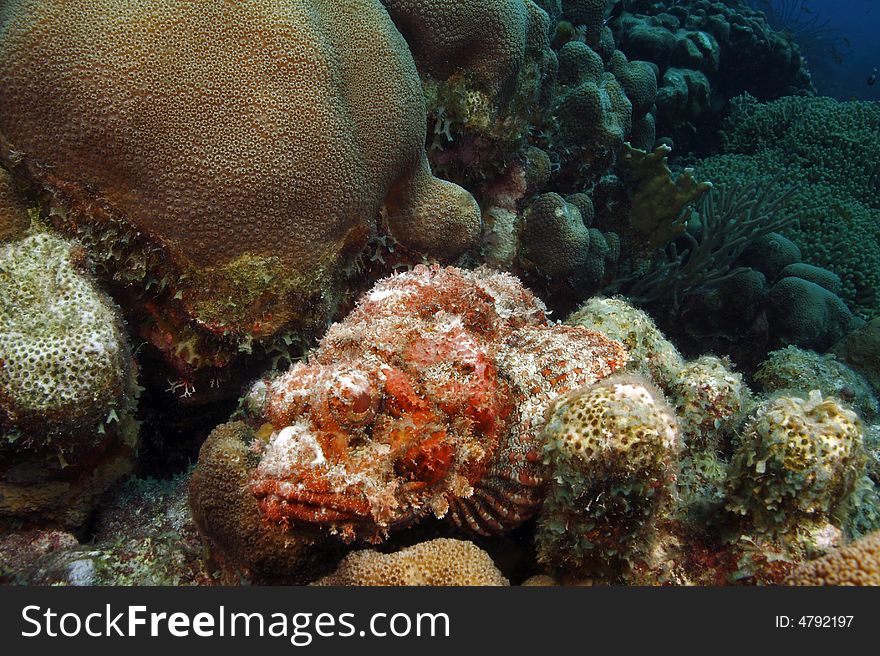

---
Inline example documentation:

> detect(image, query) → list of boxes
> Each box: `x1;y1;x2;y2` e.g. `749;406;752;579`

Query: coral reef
311;538;509;586
755;347;878;420
0;0;480;400
536;375;679;577
669;356;751;451
614;0;814;155
697;94;880;318
567;296;683;388
0;167;29;242
784;530;880;586
0;230;139;526
833;319;880;396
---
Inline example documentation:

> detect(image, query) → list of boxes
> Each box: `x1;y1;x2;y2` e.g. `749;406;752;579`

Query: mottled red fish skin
251;265;627;541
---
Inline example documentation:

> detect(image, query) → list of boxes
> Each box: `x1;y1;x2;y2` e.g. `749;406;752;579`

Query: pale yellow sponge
311;539;509;586
567;297;684;389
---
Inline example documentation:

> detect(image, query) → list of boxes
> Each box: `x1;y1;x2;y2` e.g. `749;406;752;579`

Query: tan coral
0;0;479;374
383;0;547;100
784;530;880;585
311;538;509;586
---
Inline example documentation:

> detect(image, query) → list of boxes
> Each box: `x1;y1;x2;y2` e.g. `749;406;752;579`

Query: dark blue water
748;0;879;100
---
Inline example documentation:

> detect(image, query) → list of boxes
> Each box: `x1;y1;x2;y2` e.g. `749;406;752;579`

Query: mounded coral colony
0;0;878;587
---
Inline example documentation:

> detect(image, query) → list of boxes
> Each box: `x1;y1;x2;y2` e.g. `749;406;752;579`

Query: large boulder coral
0;231;139;526
190;265;627;563
0;0;480;398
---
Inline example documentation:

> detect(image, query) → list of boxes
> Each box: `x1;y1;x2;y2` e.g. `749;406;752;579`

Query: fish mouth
252;479;373;524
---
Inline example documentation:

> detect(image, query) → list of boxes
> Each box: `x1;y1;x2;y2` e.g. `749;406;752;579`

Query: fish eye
328;369;378;426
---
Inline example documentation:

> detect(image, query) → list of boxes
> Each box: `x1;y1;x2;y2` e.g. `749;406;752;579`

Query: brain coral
192;265;627;553
311;538;508;586
0;0;480;378
536;374;679;577
784;530;880;586
0;230;139;525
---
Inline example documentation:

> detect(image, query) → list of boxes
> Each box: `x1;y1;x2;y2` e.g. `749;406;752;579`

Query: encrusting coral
726;391;866;529
190;265;628;561
0;230;139;526
0;167;29;243
311;538;509;586
536;374;680;577
0;0;480;399
784;530;880;586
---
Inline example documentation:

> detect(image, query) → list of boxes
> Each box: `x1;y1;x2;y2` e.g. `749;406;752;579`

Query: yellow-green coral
726;391;866;528
621;143;712;249
536;374;679;577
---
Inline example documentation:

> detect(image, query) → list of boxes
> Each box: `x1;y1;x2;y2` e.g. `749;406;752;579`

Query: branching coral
617;177;796;310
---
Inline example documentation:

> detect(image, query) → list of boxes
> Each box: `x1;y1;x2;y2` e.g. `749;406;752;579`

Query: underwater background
1;0;880;586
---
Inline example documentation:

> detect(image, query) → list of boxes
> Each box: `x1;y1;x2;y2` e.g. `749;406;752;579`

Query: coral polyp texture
0;167;28;242
191;265;628;556
726;391;866;528
784;530;880;586
311;538;509;586
536;374;679;577
0;230;138;525
0;0;480;393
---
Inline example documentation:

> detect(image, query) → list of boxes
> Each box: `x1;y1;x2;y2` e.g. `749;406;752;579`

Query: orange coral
238;265;627;542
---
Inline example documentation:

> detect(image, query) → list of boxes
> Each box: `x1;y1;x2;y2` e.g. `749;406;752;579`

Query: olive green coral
726;391;866;528
536;374;679;577
0;167;29;243
0;230;138;525
697;94;880;317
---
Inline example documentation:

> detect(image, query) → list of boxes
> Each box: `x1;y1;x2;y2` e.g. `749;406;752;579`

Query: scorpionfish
247;265;627;542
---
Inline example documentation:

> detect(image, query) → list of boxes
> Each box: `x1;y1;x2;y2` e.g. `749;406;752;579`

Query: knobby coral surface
0;0;480;393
